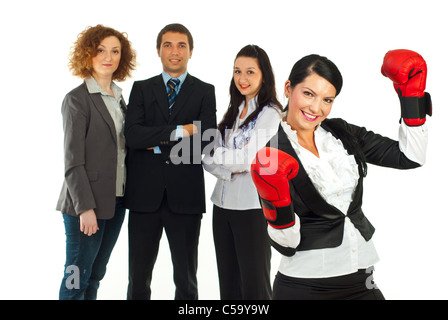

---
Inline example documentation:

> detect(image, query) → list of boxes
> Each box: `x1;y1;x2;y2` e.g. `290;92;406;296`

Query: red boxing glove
251;147;299;229
381;49;432;126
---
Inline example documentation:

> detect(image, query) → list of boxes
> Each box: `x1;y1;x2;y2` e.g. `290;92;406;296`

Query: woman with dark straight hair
203;44;282;300
251;51;431;299
217;45;282;135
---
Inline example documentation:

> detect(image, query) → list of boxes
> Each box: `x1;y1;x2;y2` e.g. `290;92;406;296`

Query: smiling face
158;31;192;78
285;73;336;133
233;56;263;101
91;36;121;80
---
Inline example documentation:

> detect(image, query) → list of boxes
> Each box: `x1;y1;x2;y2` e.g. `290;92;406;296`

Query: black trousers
127;194;202;300
213;205;272;300
273;269;385;300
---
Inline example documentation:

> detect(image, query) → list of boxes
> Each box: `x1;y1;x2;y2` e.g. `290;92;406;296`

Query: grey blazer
56;82;126;220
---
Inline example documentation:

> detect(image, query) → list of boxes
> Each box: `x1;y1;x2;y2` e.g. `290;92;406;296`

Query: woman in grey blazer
56;25;136;300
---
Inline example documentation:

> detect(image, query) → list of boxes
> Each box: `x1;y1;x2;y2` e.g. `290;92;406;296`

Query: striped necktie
167;78;180;114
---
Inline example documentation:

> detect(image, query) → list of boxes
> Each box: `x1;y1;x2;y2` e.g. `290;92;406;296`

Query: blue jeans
59;197;126;300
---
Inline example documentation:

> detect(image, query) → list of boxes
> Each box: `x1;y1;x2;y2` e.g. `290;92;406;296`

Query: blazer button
166;160;170;165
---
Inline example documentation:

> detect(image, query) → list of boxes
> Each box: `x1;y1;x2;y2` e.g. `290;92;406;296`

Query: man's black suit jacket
124;73;217;214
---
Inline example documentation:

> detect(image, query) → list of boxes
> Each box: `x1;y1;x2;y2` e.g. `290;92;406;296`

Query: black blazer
268;118;421;256
124;74;216;214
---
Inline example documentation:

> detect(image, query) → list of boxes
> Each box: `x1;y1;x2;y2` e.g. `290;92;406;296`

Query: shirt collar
161;71;188;87
280;120;325;144
85;76;122;98
238;96;259;115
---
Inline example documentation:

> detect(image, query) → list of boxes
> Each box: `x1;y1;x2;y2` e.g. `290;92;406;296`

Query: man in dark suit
124;23;217;300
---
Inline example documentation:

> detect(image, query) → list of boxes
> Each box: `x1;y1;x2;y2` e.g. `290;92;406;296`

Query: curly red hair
69;25;136;81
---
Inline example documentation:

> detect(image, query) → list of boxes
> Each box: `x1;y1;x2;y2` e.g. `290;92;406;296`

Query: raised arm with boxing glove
381;49;432;126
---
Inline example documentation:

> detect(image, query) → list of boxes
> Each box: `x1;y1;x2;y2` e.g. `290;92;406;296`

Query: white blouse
271;120;428;278
203;98;282;210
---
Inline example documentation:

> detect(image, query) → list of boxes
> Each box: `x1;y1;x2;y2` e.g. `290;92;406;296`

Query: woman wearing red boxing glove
251;51;430;300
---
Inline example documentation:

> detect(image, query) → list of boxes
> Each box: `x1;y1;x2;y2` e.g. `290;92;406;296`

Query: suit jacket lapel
276;125;344;219
89;91;117;143
153;73;195;123
168;74;194;122
153;75;170;122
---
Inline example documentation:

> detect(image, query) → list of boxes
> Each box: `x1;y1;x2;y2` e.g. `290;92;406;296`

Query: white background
0;0;446;300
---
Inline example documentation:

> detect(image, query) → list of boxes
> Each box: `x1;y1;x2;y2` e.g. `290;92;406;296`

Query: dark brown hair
217;45;282;136
156;23;194;50
288;54;343;96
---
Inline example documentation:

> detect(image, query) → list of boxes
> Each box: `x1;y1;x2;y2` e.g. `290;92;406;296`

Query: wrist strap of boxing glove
260;198;296;229
399;91;432;125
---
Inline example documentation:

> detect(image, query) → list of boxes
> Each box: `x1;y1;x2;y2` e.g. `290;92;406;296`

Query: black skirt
273;269;385;300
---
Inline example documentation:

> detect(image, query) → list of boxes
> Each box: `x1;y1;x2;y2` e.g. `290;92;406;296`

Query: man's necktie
167;78;180;114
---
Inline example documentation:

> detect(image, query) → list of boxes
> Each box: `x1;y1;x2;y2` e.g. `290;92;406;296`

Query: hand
79;209;99;236
145;123;198;150
182;124;198;137
231;171;245;179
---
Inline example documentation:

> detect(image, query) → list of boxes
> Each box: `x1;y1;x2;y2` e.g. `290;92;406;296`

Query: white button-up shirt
270;120;428;278
203;98;282;210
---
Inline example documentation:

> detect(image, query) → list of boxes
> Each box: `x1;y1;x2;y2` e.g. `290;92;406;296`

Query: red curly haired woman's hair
69;25;136;81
